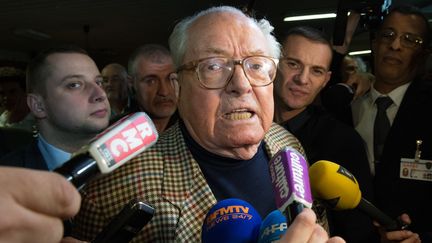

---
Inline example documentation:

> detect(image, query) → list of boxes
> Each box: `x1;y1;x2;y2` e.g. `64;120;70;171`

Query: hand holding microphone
54;112;158;241
309;160;408;231
0;167;81;243
55;112;158;189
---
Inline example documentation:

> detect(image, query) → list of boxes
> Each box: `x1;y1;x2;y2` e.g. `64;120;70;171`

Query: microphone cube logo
91;112;158;173
269;147;313;210
201;199;262;243
205;205;253;229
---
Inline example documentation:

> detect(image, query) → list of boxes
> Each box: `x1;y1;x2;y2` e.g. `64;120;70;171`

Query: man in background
0;46;110;171
350;5;430;242
101;63;130;116
127;44;178;133
274;26;374;242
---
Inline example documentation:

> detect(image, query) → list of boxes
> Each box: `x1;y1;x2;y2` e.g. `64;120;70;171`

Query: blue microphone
201;198;262;243
258;210;288;243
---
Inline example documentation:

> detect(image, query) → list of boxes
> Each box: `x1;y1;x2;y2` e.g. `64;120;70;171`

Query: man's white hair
168;5;281;68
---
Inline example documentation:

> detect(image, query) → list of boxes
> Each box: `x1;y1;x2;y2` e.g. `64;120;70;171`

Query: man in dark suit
347;5;431;242
0;46;110;171
274;26;375;243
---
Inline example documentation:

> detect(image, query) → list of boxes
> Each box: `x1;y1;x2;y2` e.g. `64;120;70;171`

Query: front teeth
225;111;252;120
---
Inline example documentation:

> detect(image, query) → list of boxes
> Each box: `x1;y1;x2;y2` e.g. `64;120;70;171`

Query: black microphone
54;112;158;190
268;147;313;223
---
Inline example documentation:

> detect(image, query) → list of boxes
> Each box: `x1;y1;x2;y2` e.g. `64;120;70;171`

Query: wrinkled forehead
185;12;270;60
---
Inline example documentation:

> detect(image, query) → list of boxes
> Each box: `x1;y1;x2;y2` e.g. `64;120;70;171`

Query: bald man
101;63;130;116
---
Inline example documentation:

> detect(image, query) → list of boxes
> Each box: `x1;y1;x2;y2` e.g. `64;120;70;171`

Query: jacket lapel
160;124;216;241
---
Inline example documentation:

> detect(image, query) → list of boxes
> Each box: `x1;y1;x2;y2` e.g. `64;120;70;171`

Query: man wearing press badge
345;4;432;243
71;5;343;243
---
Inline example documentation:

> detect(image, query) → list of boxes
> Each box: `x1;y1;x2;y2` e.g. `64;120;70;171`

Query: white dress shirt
351;82;411;175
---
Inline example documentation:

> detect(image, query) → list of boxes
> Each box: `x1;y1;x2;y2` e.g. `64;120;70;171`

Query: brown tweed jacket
72;121;324;242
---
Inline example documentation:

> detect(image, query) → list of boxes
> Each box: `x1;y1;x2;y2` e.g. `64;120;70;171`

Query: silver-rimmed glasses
377;28;424;49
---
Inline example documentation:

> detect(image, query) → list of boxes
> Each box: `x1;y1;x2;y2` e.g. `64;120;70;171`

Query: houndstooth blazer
72;121;325;242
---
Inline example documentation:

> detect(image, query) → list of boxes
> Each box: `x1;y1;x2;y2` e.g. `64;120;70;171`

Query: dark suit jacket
0;139;48;170
0;127;33;158
281;105;375;243
373;80;432;240
325;79;432;241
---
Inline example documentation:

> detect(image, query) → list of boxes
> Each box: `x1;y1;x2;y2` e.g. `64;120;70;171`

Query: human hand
0;166;81;243
278;208;345;243
375;213;421;243
345;72;374;99
333;12;361;54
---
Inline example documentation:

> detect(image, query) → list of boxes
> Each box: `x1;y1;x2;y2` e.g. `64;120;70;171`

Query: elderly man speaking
72;6;342;243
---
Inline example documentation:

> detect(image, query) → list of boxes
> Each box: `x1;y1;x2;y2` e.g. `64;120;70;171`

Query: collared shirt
351;82;411;175
37;134;71;171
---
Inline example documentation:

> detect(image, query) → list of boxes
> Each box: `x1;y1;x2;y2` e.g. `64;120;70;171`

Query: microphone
258;210;288;243
55;112;158;189
201;198;262;243
268;147;313;222
309;160;407;231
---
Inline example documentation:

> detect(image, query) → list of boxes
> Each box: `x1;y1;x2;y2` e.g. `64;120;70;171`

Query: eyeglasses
377;28;424;49
176;56;279;89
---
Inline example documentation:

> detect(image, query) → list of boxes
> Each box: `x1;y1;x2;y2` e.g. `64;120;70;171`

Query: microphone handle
54;153;99;190
357;198;407;231
283;201;306;224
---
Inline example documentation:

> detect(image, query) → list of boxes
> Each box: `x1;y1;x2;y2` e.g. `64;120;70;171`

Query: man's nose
91;83;107;103
293;68;308;85
158;79;173;96
225;64;253;95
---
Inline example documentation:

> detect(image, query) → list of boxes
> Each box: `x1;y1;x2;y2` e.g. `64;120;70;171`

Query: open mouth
224;109;254;120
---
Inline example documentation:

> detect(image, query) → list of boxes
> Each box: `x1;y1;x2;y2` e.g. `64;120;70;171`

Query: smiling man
0;46;110;171
71;6;339;242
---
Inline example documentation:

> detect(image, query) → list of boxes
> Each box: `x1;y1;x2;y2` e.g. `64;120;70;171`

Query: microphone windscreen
201;198;262;243
269;147;313;220
309;160;362;210
258;210;287;243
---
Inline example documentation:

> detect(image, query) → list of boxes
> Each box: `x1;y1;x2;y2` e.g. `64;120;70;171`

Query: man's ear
27;93;47;119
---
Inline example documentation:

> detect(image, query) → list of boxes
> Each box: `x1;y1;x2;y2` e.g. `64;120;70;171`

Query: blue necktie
374;96;393;163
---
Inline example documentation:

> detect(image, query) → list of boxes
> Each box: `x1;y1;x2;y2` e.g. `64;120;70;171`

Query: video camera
333;0;392;45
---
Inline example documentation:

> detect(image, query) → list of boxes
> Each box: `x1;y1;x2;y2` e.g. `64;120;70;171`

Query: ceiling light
284;13;336;22
13;28;51;41
349;50;372;56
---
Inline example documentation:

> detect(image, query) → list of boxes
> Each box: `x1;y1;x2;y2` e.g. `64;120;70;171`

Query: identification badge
400;158;432;182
